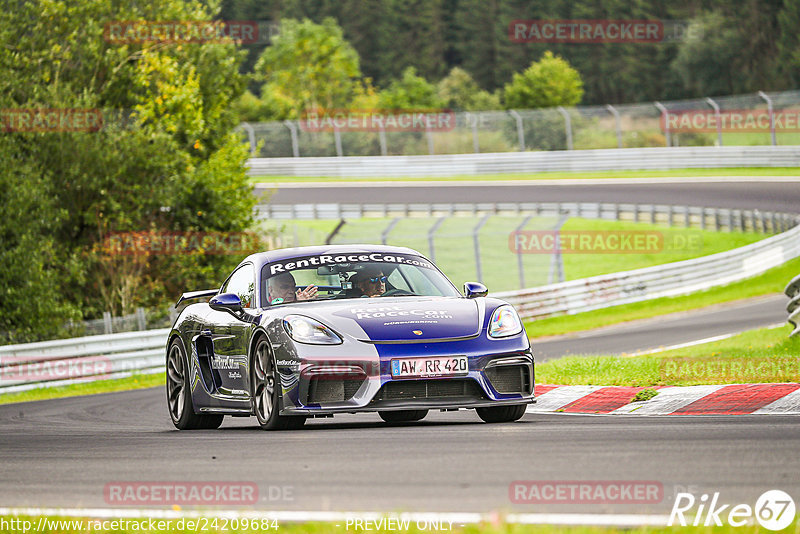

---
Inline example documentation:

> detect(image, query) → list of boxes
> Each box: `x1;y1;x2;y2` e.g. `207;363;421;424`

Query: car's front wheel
378;410;428;423
251;337;306;430
166;339;224;430
476;404;527;423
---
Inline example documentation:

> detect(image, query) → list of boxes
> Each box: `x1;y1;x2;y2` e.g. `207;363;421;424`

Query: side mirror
209;293;244;314
464;282;488;298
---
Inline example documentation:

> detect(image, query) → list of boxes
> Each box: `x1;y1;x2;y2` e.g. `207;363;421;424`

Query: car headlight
283;314;343;344
488;305;523;338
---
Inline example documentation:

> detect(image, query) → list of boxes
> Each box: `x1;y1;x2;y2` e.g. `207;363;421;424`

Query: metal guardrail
3;217;799;393
255;201;798;234
785;274;800;337
0;329;169;393
247;146;800;177
495;224;800;319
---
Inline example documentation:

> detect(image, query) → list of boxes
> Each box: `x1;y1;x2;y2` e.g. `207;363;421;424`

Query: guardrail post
650;205;656;224
509;110;525;151
684;205;691;228
727;209;734;232
103;312;112;334
758;91;777;146
427;217;446;262
705;97;723;146
655;102;671;147
606;104;623;148
668;205;675;227
473;215;490;283
699;208;706;230
283;120;299;157
515;215;532;288
426;123;435;155
467;113;480;153
714;209;721;232
557;106;573;150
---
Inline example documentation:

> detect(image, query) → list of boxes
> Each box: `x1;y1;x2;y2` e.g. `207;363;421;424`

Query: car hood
292;296;484;342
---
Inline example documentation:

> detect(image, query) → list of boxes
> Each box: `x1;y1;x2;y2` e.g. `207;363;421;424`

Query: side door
205;263;256;397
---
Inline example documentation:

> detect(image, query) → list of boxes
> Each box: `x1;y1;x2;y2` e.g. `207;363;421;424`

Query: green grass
0;372;163;406
250;167;800;183
537;325;800;386
261;216;765;293
526;256;800;339
3;515;796;534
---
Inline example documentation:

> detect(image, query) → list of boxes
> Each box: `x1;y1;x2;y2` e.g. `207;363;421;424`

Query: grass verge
0;372;164;406
250;167;800;183
537;325;800;386
2;515;796;534
525;256;800;339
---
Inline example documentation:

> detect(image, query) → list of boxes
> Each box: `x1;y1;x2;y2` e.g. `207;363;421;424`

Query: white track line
629;322;787;356
260;176;800;188
0;507;672;527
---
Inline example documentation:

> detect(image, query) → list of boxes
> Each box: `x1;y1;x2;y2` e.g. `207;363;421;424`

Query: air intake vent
375;379;483;401
485;365;532;394
307;377;365;403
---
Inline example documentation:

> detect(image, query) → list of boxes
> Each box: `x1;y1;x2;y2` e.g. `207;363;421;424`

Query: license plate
391;356;468;378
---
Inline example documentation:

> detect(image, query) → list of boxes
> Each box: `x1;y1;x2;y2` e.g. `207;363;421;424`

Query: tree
0;0;258;339
254;17;362;118
378;67;445;109
438;67;501;110
503;51;584;109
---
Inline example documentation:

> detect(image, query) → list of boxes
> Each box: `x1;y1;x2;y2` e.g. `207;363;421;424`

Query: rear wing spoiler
175;289;219;308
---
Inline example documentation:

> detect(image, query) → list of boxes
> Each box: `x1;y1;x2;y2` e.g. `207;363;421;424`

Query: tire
251;336;306;431
378;409;428;423
476;404;527;423
166;339;224;430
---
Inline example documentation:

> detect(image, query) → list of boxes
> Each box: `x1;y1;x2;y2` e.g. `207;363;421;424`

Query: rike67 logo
669;490;796;530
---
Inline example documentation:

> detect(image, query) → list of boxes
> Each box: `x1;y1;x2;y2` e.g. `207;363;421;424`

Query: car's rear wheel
166;339;224;430
251;337;306;430
476;404;527;423
378;409;428;423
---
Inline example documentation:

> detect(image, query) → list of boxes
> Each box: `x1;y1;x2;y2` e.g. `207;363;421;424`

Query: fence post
378;124;388;156
655;102;671;147
758;91;777;146
606;104;623;148
705;97;723;146
467;113;480;153
381;218;400;245
509;110;525;151
684;205;691;228
283;120;299;157
136;308;146;331
103;311;112;334
238;122;257;156
473;215;490;283
514;215;532;289
427;217;446;263
557;106;573;150
548;213;569;284
334;126;343;157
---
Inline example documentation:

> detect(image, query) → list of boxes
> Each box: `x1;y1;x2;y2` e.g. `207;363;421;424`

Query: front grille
485;365;532;394
374;378;483;401
307;377;365;403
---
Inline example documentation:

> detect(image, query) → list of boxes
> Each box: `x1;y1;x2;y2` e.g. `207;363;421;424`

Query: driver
350;266;386;298
267;272;317;304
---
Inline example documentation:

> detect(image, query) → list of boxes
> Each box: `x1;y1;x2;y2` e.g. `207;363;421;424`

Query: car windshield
260;252;460;306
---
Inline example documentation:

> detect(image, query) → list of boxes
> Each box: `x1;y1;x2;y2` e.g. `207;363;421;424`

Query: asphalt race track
1;293;797;514
533;294;788;360
259;179;800;213
2;389;799;514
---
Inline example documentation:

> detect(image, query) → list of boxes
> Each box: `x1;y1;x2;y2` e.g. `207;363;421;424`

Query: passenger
349;266;387;298
267;272;317;304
